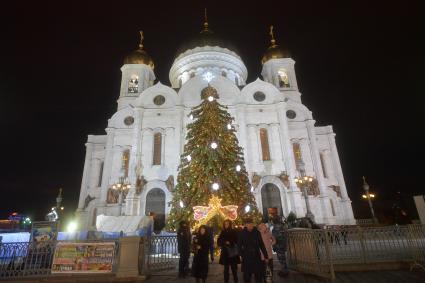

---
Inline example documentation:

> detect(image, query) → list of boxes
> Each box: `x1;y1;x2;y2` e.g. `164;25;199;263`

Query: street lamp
362;176;378;224
111;176;131;216
294;159;315;222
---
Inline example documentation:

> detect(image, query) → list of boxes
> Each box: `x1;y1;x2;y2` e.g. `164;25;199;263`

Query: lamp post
294;160;315;222
111;176;131;216
362;176;378;224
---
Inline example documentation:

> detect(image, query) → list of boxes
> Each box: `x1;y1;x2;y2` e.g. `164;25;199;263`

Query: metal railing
287;225;425;281
287;229;334;280
0;241;55;279
0;239;121;280
146;235;178;273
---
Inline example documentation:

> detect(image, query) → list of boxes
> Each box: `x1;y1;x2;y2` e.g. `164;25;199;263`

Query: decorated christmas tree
166;85;261;231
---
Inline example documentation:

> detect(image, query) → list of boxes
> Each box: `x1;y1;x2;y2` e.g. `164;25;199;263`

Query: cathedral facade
76;24;355;231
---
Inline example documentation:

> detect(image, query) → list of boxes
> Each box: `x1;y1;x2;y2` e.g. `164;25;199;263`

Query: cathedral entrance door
261;183;283;222
145;188;166;233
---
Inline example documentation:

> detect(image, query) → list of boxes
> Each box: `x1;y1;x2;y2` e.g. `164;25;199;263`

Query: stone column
306;120;327;196
125;109;144;216
235;105;249;170
306;120;331;223
99;128;116;205
276;103;298;191
77;142;94;210
276;103;303;216
328;132;349;200
89;158;101;189
164;127;175;167
142;129;154;169
247;125;260;170
128;109;144;185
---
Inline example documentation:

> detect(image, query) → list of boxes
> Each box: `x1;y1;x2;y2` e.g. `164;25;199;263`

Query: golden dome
124;31;154;68
261;25;289;64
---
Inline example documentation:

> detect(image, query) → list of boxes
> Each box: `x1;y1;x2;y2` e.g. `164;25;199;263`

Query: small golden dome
261;25;289;64
124;31;154;68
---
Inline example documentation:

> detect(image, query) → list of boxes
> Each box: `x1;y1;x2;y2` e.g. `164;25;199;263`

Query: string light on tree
212;183;220;191
166;85;262;231
245;205;251;213
208;96;214;102
189;114;194;120
179;200;184;208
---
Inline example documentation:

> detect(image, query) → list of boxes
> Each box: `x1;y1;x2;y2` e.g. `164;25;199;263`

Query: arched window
221;71;227;77
122;150;130;177
92;208;97;227
145;188;166;232
128;75;139;93
98;161;104;187
293;143;302;165
261;183;283;222
190;72;195;78
330;199;336;216
320;152;328;178
260;128;271;161
153;133;162;165
278;69;290;88
234;75;239;85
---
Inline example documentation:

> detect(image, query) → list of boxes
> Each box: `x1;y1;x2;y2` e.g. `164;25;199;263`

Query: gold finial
203;8;209;31
269;25;277;47
139;30;144;49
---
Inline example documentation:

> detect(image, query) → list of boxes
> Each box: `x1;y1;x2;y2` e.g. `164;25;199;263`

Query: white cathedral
76;21;355;231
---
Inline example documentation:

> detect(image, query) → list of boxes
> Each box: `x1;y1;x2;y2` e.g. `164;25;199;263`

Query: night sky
1;1;424;222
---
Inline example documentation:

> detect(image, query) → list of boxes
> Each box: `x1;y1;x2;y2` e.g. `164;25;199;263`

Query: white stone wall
76;53;355;230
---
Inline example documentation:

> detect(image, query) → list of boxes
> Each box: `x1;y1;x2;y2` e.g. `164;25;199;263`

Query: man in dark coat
177;220;191;278
238;218;269;283
218;220;240;283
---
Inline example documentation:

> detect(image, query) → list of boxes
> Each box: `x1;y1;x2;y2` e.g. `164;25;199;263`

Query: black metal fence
0;241;55;279
146;235;178;273
287;224;425;281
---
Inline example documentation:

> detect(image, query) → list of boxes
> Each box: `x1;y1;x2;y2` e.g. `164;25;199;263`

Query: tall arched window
153;133;162;165
259;128;271;161
98;161;104;187
320;152;328;178
221;71;227;77
128;75;139;93
293;142;302;166
330;199;336;216
92;208;97;227
122;150;130;177
278;69;290;88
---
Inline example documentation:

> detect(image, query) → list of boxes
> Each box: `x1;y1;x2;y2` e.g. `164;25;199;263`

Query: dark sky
0;1;424;222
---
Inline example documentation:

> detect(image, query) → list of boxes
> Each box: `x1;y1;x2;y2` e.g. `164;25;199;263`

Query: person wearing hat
237;218;269;283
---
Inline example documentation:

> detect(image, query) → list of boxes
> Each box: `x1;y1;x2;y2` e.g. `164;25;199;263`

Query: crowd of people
177;214;289;283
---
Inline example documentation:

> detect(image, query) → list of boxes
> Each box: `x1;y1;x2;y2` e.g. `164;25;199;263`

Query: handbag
225;244;239;258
